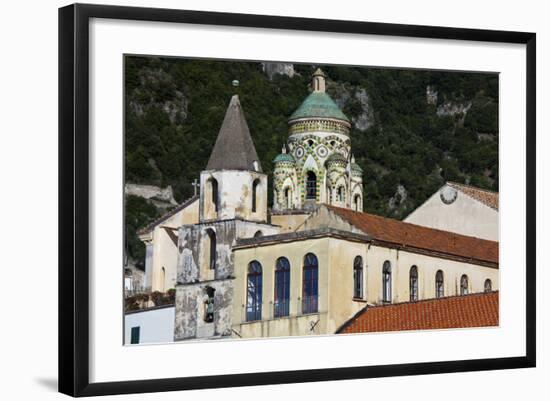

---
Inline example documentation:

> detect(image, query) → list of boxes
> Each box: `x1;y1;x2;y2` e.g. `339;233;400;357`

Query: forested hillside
124;56;498;262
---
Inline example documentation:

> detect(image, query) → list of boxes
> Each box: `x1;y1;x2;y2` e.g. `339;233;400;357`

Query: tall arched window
354;194;361;211
337;186;345;202
246;261;263;321
302;253;318;314
460;274;469;295
305;171;317;200
284;187;291;209
353;256;363;299
435;270;444;298
484;279;492;292
382;261;392;303
210;178;219;212
274;257;291;317
252;179;260;212
409;265;418;302
205;229;216;270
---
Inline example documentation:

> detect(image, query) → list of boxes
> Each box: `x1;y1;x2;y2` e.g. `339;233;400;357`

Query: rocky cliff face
125;183;178;208
261;62;295;80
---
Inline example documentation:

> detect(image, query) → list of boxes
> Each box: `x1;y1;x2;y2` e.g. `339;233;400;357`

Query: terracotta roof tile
448;182;499;210
338;291;499;334
327;205;498;265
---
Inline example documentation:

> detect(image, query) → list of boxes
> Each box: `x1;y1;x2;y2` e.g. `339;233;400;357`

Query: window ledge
352;298;367;303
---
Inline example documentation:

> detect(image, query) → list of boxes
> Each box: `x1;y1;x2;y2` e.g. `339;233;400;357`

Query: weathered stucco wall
200;170;268;223
365;244;499;305
146;198;199;292
404;184;498;241
175;218;278;340
231;235;499;338
232;237;331;338
270;213;310;232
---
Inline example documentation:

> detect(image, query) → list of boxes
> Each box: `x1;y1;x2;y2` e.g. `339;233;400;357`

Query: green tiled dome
273;152;295;164
289;92;350;123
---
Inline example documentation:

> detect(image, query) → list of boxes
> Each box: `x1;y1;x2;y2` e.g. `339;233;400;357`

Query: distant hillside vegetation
124;56;498;262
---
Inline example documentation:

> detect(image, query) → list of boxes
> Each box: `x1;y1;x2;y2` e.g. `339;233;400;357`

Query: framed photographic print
58;3;536;397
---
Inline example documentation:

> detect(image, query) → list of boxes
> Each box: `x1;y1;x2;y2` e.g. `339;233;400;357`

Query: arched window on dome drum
409;266;418;302
284;187;291;209
353;256;363;299
354;194;361;211
246;261;263;322
435;270;444;298
382;261;392;303
337;186;345;203
302;253;318;314
460;274;469;295
252;179;260;213
306;171;317;200
274;257;291;318
484;279;492;292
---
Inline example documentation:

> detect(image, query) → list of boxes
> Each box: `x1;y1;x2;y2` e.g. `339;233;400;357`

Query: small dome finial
312;68;326;92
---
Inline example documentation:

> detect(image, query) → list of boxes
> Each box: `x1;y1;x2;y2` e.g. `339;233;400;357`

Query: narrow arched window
205;229;216;270
306;171;317;200
252;179;260;213
354;194;361;211
484;279;492;292
435;270;444;298
337;186;344;202
274;257;291;318
160;267;166;292
302;253;318;314
382;261;392;303
410;265;418;302
253;230;263;238
210;178;218;212
284;187;291;209
246;261;263;321
353;256;363;299
460;274;469;295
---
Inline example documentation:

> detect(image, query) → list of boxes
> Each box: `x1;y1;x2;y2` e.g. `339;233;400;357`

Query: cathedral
128;70;499;344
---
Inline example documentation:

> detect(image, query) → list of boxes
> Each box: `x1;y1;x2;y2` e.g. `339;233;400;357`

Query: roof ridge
364;291;499;310
137;194;199;235
447;181;498;195
325;204;497;245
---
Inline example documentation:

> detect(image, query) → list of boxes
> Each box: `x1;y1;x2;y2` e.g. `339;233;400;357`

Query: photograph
123;56;500;344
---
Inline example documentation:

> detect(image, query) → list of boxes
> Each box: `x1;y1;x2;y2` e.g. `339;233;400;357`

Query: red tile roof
338;292;499;334
448;182;499;210
326;205;498;265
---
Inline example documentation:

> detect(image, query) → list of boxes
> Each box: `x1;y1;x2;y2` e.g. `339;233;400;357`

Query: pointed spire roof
206;95;262;172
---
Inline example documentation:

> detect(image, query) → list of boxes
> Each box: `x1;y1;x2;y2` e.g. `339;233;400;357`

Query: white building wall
404;184;498;241
124;306;175;345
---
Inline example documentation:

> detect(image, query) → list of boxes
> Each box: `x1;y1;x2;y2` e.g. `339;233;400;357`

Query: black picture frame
58;3;536;397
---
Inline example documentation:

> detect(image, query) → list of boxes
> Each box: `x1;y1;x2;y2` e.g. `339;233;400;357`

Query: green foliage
125;195;161;262
125;56;498;228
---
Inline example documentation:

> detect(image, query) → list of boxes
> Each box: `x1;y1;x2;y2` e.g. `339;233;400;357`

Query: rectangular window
130;326;140;344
